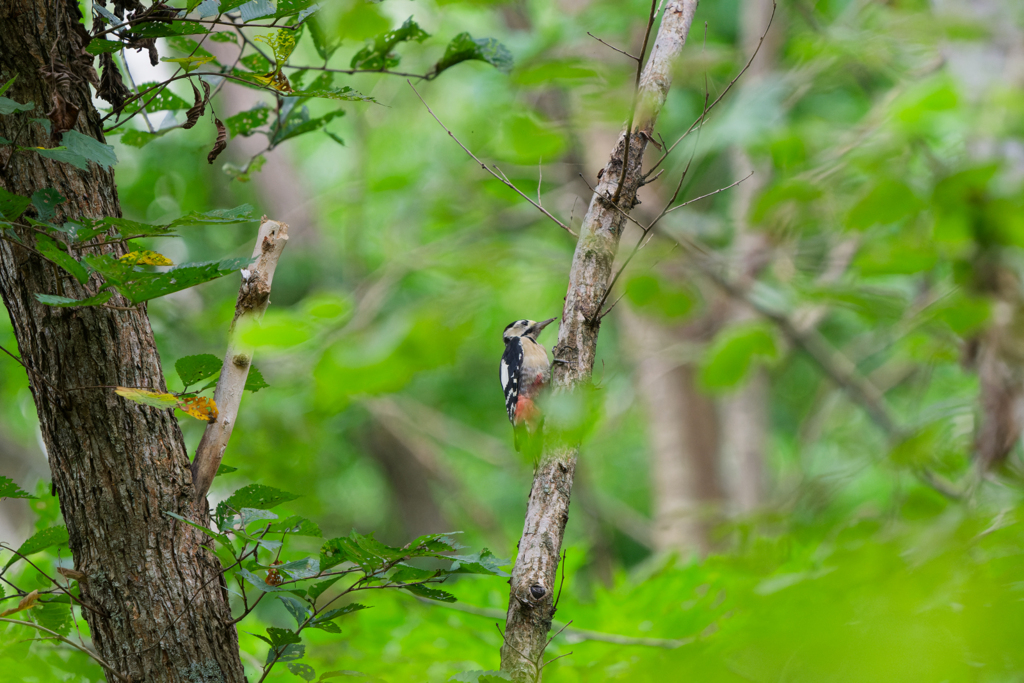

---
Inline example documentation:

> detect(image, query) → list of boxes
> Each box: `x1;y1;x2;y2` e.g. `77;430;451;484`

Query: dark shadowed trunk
0;2;245;681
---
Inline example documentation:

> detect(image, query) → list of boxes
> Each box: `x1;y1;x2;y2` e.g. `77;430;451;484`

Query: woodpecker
500;317;557;452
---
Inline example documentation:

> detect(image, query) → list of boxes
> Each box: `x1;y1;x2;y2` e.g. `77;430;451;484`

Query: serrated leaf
225;105;270;137
61;130;117;170
310;603;368;629
35;235;88;284
175;354;222;387
0;477;35;500
290;87;374;103
119;128;171;148
34;290;113;307
240;508;279;529
350;16;429;71
4;526;69;569
168;204;256;227
90;255;254;304
0;187;31;220
245;366;269;392
448;549;510;577
267;625;302;647
241;0;276;22
307;576;341;602
120;250;173;266
134;21;211;38
434;33;513;76
278;595;311;627
31;601;71;637
272;108;344;146
277;557;320;580
267;515;321;537
320;532;404;571
401;583;456;602
30;189;64;222
254;29;297;65
288;662;316;681
223;484;300;512
180;395;218;422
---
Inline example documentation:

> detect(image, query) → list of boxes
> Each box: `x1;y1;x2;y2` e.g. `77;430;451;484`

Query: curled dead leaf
207;118;227;164
57;567;87;582
0;590;40;617
182;79;211;130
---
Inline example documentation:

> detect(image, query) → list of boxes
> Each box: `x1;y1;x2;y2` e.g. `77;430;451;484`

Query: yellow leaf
161;55;216;74
120;250;173;266
254;30;297;65
254;70;293;93
0;590;39;617
114;387;179;409
179;396;218;422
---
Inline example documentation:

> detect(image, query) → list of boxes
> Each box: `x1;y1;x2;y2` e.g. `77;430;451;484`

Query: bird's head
503;318;557;343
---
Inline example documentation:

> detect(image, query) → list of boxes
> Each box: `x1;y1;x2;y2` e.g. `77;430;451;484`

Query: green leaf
0;476;35;500
289;87;374;103
288;663;316;681
350;17;429;71
307;576;341;602
121;83;193;115
161;55;216;74
237;568;294;593
119;128;172;148
84;255;254;305
30;189;64;222
240;508;279;528
0;97;34;115
320;532;404;571
308;14;338;61
61;130;117;170
847;179;923;229
210;31;238;43
448;549;510;577
168;204;256;227
401;583;456;602
0;75;16;97
134;21;211;38
276;557;320;580
32;601;72;637
35;235;88;284
216;463;238;475
34;291;114;308
266;626;302;647
699;322;778;392
85;39;125;55
31;147;88;169
268;643;305;666
278;595;311;627
272;108;345;146
433;33;514;76
0;187;31;220
176;354;222;387
309;603;368;631
223;484;300;512
267;515;321;537
245;366;269;392
225;105;271;137
4;525;69;569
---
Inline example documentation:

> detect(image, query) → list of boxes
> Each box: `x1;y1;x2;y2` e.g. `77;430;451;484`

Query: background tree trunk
0;2;245;681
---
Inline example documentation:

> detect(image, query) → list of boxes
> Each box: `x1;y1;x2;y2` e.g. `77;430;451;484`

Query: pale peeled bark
500;3;700;679
191;218;289;501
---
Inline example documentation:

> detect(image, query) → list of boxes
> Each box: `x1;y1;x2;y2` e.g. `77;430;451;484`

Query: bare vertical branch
191;218;290;501
500;3;700;680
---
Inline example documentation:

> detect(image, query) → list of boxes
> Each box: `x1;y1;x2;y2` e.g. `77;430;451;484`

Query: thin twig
0;618;132;683
586;32;639;60
0;543;104;617
408;82;576;237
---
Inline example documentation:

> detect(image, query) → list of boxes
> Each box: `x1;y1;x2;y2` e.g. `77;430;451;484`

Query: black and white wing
500;337;524;425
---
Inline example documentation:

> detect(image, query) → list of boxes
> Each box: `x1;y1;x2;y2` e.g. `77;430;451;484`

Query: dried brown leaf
0;590;40;617
179;396;218;422
207;117;227;164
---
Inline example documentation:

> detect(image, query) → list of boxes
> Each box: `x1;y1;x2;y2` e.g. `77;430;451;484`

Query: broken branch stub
191;218;289;502
500;2;700;681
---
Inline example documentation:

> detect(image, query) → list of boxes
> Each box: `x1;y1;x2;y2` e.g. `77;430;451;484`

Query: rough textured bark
500;3;699;679
621;307;721;552
192;218;289;500
0;3;245;681
718;0;783;514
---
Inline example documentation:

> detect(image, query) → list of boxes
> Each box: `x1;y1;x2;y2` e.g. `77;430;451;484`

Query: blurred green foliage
4;0;1024;680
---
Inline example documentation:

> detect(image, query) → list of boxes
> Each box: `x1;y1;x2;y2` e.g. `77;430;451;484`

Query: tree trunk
0;3;245;682
500;3;699;679
718;0;783;513
620;306;721;553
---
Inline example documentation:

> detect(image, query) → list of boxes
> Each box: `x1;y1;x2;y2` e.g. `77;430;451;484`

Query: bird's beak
529;317;557;337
